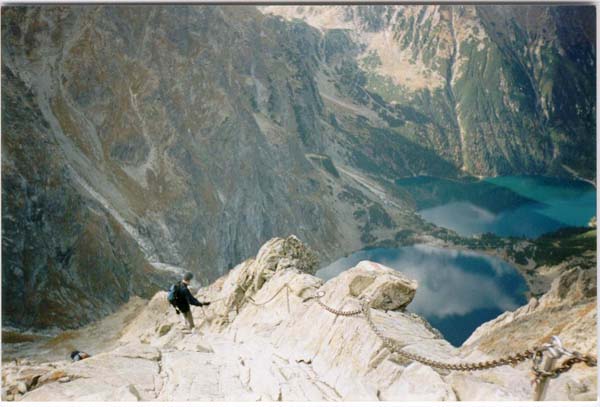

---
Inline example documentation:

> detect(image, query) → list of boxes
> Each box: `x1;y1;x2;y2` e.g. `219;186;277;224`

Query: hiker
168;272;210;330
70;350;90;362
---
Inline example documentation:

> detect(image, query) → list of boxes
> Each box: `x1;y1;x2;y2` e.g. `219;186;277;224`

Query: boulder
347;261;417;310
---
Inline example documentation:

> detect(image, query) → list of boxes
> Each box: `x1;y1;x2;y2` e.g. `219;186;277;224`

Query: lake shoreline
408;176;596;239
317;240;531;346
364;221;595;300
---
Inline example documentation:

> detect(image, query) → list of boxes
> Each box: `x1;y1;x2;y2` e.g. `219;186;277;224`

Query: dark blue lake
317;245;528;347
397;176;596;238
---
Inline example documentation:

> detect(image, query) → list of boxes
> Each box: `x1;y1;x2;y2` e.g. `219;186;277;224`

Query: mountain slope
263;5;596;177
2;64;172;328
2;5;433;328
1;5;595;328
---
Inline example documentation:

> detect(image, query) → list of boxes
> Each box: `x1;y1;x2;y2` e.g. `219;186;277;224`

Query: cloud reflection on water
419;201;567;238
317;245;527;319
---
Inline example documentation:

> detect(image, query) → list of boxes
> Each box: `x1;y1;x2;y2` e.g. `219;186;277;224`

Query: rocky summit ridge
3;236;596;402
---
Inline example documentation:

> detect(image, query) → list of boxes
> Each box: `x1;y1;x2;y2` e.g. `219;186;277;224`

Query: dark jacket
175;282;204;313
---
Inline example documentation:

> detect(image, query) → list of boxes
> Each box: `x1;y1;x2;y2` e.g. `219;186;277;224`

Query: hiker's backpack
167;282;181;311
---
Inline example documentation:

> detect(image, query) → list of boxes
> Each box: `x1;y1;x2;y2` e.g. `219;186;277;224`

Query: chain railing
304;291;363;316
195;284;596;401
533;351;597;379
203;283;293;313
362;302;540;371
306;290;597;401
246;283;291;314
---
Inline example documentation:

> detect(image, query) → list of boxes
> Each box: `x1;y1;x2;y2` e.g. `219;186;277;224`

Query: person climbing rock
168;272;210;330
70;350;90;362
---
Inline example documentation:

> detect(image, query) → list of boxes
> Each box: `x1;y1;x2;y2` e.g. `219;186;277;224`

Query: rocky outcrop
6;237;595;401
459;265;597;401
344;260;417;310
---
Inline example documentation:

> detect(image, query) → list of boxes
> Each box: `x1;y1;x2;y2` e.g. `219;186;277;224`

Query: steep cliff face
263;5;596;178
1;5;595;329
1;64;173;329
2;6;336;277
2;5;432;328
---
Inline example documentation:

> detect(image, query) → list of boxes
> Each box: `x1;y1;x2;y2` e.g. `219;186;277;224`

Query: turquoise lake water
318;176;595;346
414;176;596;238
317;245;528;347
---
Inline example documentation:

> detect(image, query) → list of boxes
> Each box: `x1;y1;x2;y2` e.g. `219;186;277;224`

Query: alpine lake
318;176;596;346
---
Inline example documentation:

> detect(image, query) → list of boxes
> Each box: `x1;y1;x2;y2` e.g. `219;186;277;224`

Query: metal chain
310;291;538;371
212;285;597;385
203;285;595;401
247;283;291;314
205;283;294;321
309;291;363;316
360;302;541;371
247;283;289;306
533;353;597;380
307;291;597;379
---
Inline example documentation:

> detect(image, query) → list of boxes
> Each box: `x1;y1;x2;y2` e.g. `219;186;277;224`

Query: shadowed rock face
1;5;595;329
1;64;173;329
3;236;594;401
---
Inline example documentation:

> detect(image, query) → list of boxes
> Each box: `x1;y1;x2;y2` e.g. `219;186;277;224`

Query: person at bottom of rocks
70;350;90;362
174;272;210;331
